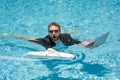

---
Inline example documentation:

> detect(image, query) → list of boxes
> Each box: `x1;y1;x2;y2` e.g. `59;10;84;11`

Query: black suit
29;33;81;49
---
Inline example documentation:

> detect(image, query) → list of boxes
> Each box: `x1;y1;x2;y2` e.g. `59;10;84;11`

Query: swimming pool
0;0;120;80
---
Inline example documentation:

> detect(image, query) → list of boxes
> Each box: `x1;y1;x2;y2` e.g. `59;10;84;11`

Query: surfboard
27;51;74;60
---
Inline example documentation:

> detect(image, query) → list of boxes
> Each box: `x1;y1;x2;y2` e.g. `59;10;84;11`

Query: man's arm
47;48;58;53
0;33;38;41
0;33;58;53
66;33;81;44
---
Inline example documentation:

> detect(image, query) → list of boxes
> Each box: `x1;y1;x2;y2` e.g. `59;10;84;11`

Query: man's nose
53;31;56;34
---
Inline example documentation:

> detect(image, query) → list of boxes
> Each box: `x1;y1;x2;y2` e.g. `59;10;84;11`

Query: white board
27;51;74;60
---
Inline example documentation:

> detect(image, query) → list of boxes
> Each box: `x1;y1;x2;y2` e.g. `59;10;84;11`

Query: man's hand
47;48;58;54
3;33;10;36
0;33;37;40
0;33;10;39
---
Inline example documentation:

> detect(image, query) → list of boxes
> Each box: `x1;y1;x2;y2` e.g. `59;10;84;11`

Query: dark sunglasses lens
49;31;53;33
49;30;59;33
54;30;59;33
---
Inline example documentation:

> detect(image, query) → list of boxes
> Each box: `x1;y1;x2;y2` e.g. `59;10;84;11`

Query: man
1;22;81;53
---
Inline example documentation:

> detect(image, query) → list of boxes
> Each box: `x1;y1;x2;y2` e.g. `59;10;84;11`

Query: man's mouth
53;35;56;38
51;35;59;41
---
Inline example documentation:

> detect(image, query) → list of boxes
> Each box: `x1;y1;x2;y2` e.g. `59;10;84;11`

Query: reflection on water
79;53;110;77
81;61;110;77
32;53;110;79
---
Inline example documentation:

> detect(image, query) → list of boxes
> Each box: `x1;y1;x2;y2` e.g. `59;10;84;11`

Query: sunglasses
49;30;59;34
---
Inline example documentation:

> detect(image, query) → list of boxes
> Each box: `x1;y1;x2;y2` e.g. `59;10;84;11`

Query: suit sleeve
60;33;81;45
68;34;81;44
28;38;53;49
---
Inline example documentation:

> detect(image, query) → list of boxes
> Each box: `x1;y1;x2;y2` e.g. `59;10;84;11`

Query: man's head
48;22;61;41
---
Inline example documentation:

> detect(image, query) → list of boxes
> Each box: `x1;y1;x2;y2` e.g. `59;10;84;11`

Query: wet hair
48;22;61;32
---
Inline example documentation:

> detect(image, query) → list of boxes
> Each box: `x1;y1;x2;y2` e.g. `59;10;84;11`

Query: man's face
49;25;60;41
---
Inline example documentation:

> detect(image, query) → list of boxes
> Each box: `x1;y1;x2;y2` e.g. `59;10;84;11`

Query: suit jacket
29;33;81;49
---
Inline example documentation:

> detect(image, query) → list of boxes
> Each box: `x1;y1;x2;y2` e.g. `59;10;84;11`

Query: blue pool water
0;0;120;80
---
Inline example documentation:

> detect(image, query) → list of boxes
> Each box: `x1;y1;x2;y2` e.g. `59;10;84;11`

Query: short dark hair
48;22;61;31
